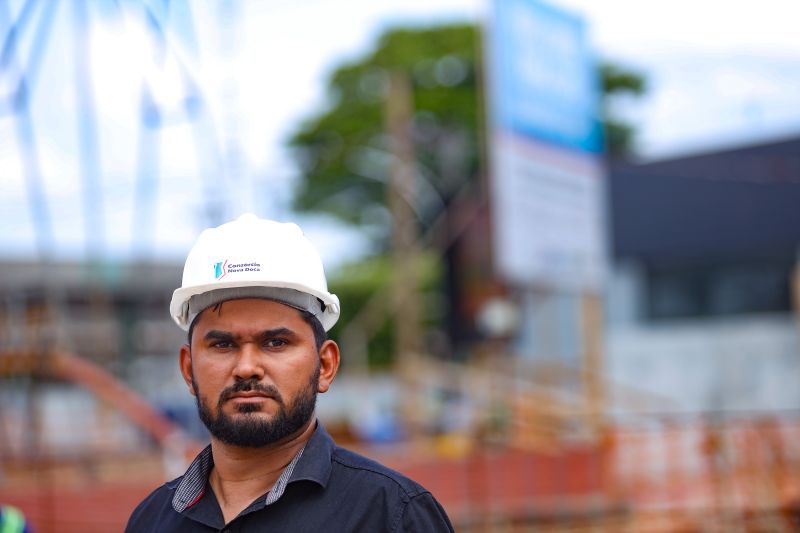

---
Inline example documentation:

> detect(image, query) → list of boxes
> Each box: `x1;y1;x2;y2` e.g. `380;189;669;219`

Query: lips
228;391;275;403
230;392;270;399
218;380;284;406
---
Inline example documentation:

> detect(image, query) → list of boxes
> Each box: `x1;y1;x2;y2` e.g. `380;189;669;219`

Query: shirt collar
286;421;334;488
172;444;213;512
171;420;334;513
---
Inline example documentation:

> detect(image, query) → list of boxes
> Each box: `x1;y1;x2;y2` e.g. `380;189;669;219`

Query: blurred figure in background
0;505;32;533
125;214;453;532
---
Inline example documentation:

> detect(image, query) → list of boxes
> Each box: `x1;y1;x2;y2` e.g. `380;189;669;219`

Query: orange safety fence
608;415;800;531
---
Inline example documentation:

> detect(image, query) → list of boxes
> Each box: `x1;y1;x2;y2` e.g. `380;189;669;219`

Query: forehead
193;298;309;334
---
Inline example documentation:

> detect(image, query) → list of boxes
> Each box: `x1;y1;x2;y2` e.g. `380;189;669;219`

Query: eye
264;338;288;349
211;340;235;349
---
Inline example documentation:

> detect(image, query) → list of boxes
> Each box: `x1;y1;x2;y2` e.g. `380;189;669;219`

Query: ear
179;344;196;396
317;340;340;394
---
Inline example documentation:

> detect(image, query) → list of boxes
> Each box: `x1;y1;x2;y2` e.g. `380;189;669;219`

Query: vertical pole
132;89;160;259
386;71;421;359
792;261;800;326
73;0;105;260
386;71;422;432
580;292;605;438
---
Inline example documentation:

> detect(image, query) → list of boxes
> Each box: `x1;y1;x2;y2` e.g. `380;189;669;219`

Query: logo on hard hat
214;260;228;280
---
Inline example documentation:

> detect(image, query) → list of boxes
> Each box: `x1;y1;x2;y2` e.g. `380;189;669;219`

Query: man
126;214;454;532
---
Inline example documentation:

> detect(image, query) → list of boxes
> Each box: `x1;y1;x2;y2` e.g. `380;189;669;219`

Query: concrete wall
607;314;800;416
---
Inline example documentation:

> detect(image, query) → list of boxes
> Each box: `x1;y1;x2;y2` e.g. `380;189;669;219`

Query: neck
208;418;316;522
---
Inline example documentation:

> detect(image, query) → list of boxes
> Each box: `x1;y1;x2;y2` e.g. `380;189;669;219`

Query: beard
193;364;319;448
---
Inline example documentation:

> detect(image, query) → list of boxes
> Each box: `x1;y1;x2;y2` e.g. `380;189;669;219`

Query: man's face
179;298;337;448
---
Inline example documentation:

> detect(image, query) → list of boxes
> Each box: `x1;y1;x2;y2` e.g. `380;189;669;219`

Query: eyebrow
203;330;234;343
203;327;297;343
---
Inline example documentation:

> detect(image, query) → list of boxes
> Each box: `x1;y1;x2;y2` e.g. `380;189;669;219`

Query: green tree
289;23;646;237
328;252;443;370
290;24;482;242
601;63;648;157
289;23;646;366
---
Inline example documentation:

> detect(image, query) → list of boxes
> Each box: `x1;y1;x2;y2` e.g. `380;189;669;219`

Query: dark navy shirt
125;422;454;532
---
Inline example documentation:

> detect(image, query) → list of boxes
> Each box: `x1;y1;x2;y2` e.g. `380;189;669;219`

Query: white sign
488;0;607;290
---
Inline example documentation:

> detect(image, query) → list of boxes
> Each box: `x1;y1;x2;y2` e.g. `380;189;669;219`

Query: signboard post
487;0;607;434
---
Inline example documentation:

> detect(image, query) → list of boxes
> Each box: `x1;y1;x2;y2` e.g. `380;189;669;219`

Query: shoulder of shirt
330;445;429;500
126;475;185;531
145;474;185;495
131;475;184;513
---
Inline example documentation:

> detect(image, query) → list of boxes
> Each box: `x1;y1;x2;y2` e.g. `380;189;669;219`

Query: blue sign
490;0;603;154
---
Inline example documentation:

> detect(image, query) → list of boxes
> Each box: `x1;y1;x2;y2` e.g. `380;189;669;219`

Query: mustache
218;379;284;406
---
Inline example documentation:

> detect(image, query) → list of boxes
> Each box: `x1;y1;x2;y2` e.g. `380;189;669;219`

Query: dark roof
608;136;800;267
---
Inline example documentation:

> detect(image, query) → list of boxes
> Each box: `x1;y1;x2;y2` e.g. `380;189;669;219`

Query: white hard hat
170;213;340;331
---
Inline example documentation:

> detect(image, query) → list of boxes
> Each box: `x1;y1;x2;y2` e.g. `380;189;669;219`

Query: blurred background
1;0;800;531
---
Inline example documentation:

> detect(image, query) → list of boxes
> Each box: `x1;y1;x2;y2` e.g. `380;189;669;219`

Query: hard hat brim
170;279;340;332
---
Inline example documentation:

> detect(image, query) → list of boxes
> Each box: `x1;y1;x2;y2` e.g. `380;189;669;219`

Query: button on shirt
125;422;454;532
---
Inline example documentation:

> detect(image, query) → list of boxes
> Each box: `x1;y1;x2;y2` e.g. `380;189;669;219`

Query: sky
0;0;799;268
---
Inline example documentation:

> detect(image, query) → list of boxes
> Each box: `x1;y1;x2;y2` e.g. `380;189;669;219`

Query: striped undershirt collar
172;444;306;513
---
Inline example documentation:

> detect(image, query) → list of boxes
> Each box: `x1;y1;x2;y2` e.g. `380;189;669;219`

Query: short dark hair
299;309;327;352
187;302;327;352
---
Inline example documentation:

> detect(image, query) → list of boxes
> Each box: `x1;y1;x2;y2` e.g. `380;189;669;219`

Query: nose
232;343;266;381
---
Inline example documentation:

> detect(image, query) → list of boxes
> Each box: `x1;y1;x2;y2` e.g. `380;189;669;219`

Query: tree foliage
289;24;647;366
288;23;647;235
289;25;482;240
327;252;443;369
601;63;648;157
